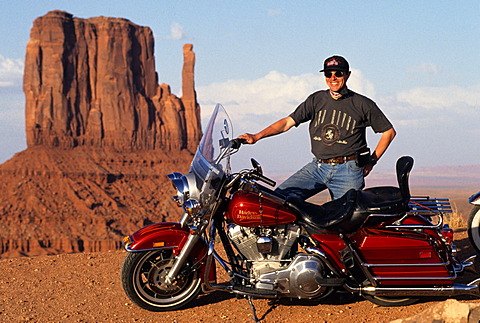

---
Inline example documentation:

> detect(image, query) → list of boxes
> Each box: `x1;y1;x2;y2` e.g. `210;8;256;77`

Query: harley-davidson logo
236;210;260;220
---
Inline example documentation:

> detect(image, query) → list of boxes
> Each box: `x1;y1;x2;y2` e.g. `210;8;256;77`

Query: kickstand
247;296;260;323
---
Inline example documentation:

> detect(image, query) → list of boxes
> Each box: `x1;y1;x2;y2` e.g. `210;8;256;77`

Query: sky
1;1;479;180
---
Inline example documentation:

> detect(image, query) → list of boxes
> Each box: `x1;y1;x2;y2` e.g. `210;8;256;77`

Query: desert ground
1;226;480;323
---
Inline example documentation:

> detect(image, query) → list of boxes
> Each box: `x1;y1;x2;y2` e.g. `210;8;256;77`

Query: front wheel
467;206;480;254
121;250;202;312
363;294;418;307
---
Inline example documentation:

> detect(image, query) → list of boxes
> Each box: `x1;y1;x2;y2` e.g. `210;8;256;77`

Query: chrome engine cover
227;223;300;262
227;224;328;299
256;254;327;299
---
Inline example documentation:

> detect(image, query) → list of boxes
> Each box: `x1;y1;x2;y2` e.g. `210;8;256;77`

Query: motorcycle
468;192;480;253
121;104;480;321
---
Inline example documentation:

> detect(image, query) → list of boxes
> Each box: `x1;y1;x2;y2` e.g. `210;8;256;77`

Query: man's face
324;70;350;92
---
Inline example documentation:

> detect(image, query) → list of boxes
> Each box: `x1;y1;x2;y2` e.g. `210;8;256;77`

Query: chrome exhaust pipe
344;279;480;297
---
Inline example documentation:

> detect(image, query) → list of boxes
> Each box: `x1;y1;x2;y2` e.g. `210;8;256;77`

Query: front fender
123;222;216;284
124;222;189;253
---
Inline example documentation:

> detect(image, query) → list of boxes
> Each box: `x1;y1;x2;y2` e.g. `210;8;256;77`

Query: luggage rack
384;197;453;230
408;196;453;215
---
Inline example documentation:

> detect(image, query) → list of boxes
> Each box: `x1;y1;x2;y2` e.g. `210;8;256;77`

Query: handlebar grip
231;138;247;149
261;175;276;187
252;172;276;187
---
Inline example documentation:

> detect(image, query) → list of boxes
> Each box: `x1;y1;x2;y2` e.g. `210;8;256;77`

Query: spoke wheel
363;294;418;307
121;250;202;311
468;206;480;254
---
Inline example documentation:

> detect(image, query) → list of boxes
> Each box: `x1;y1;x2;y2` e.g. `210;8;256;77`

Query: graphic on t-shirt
313;109;357;146
320;124;340;146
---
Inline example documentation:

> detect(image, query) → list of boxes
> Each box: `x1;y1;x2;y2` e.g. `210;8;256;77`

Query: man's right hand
238;133;257;144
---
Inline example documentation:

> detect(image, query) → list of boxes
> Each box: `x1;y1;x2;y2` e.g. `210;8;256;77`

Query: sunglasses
324;71;345;78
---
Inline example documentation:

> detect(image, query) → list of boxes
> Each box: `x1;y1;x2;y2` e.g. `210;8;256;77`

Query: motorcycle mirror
250;158;263;175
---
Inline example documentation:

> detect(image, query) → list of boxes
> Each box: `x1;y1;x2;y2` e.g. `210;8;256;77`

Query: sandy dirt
1;229;479;323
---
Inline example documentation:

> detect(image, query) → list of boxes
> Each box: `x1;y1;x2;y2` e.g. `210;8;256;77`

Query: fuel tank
225;191;297;226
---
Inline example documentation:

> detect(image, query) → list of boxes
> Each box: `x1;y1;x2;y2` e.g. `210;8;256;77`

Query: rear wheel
468;206;480;254
363;294;418;307
121;250;202;312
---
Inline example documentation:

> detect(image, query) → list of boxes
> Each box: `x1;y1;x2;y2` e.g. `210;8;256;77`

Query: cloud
0;55;23;86
196;69;479;147
196;69;479;172
169;22;186;40
396;84;480;110
197;69;376;122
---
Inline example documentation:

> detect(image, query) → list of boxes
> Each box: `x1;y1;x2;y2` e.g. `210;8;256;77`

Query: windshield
190;104;233;209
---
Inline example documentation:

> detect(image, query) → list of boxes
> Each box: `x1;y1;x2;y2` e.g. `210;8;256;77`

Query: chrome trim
371;275;456;281
340;234;378;286
203;219;235;293
179;212;190;228
124;245;178;252
385;223;442;229
463;254;477;265
368;213;405;218
165;233;201;284
344;281;480;297
454;254;476;273
467;278;480;287
363;261;450;267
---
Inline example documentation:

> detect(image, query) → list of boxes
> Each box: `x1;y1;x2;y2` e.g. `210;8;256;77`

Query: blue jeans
275;159;365;200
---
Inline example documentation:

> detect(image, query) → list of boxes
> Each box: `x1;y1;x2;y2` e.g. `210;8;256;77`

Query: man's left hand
363;163;374;177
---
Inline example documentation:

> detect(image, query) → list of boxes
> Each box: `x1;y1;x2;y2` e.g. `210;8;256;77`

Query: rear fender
469;192;480;205
124;222;215;283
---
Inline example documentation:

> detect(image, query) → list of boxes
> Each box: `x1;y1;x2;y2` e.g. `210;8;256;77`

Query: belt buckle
329;158;339;166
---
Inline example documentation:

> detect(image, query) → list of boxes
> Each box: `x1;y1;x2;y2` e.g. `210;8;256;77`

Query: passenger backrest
396;156;414;201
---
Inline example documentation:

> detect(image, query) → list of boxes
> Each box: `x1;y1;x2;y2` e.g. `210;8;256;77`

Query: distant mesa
0;10;202;258
24;10;201;152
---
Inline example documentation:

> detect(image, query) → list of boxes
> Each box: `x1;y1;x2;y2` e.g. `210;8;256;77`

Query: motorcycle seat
356;186;410;214
286;189;361;233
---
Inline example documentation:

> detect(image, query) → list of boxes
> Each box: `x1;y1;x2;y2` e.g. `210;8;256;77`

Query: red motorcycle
121;104;480;321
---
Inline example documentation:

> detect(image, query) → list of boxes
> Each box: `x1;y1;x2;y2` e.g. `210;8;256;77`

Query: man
238;55;396;201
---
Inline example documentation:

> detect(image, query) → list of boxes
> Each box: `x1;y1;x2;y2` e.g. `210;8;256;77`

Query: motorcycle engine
227;223;328;298
227;223;300;266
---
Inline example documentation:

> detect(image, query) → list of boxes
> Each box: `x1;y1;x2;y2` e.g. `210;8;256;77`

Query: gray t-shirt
290;89;393;159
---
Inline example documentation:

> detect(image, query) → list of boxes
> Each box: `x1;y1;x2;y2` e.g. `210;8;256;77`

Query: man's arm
364;127;396;176
238;116;296;144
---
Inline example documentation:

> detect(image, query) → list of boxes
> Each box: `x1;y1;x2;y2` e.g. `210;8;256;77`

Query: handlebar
251;172;276;187
230;138;247;149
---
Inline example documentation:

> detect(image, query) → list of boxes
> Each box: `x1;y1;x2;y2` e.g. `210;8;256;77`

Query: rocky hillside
0;11;201;258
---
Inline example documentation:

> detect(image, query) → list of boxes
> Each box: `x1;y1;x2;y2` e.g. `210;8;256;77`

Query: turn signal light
123;236;132;246
153;241;165;248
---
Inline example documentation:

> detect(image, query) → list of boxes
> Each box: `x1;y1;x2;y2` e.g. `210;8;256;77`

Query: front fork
164;219;208;284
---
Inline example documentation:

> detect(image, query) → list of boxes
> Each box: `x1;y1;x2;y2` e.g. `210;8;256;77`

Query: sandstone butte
0;10;203;258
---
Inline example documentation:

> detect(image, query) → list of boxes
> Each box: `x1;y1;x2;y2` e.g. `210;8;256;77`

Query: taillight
441;224;454;243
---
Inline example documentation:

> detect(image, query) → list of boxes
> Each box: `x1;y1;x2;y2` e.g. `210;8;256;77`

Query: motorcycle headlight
167;173;199;206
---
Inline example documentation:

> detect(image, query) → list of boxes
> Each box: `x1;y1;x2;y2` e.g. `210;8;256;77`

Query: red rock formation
23;10;200;151
182;44;202;151
0;10;202;258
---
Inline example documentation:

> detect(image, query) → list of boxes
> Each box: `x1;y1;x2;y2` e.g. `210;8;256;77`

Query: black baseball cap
320;55;350;72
